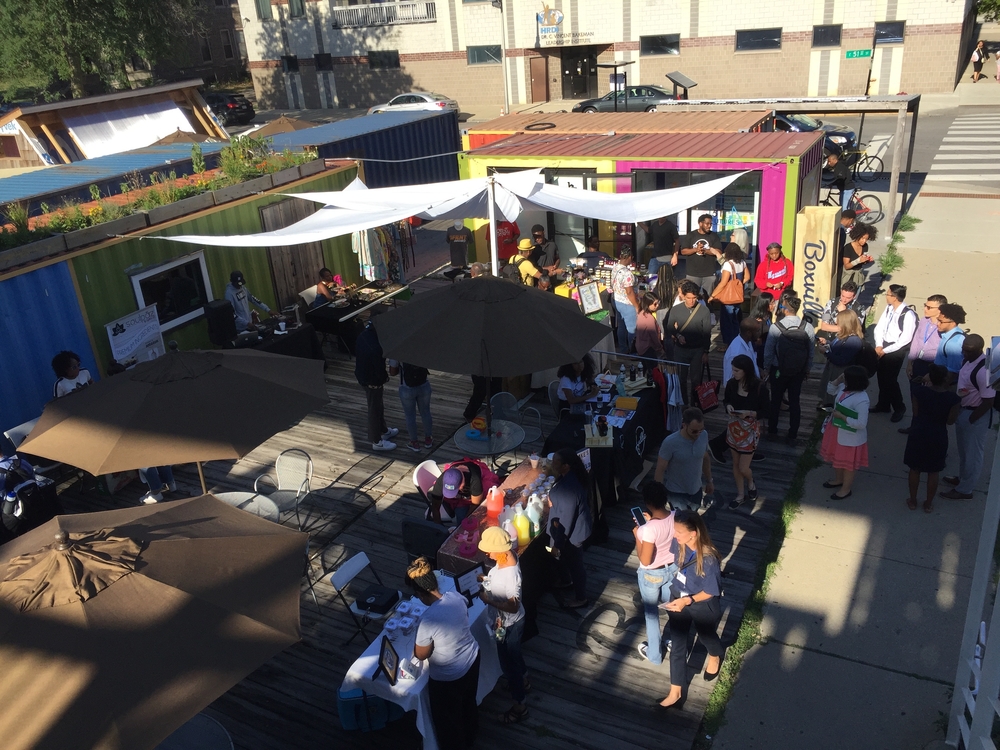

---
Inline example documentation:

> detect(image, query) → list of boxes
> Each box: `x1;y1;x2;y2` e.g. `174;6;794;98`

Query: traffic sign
846;49;872;59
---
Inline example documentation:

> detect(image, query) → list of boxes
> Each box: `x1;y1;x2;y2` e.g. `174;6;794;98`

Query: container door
550;172;596;265
260;199;327;309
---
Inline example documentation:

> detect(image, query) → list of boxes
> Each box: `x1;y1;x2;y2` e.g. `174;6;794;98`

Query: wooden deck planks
51;286;824;750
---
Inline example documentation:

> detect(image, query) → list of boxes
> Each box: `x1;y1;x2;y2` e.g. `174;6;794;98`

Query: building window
199;34;213;62
735;28;782;52
0;136;19;159
639;34;680;56
315;53;333;71
369;50;401;70
874;21;905;45
467;45;501;65
254;0;272;21
281;55;299;73
812;24;841;48
129;252;214;332
289;0;305;17
220;29;235;59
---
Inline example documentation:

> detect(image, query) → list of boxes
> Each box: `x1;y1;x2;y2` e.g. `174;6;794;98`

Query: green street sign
846;49;872;59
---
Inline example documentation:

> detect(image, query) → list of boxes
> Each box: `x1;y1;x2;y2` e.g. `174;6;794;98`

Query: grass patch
695;420;824;748
876;213;920;278
896;214;922;233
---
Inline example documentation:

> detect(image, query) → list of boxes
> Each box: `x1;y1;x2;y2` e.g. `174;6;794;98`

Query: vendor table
341;572;501;750
453;419;524;463
305;302;364;354
254;323;322;360
213;492;280;522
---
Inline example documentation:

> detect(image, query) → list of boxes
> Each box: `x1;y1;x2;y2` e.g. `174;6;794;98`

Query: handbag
695;363;720;412
726;415;760;452
714;262;745;305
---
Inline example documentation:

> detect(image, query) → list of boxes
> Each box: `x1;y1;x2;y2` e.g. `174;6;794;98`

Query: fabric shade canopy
157;169;745;248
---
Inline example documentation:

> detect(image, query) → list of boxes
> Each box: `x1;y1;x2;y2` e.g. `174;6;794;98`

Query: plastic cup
530;454;539;469
279;321;286;331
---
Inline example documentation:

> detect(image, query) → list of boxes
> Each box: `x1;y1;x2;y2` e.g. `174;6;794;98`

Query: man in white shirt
871;284;918;422
711;319;763;464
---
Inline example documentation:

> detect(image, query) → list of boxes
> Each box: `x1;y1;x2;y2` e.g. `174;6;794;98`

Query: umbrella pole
196;462;207;495
487;176;500;277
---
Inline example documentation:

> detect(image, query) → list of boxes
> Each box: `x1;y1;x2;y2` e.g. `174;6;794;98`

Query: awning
157;169;745;248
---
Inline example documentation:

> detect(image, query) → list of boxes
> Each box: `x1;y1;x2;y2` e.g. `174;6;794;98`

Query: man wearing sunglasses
899;294;948;435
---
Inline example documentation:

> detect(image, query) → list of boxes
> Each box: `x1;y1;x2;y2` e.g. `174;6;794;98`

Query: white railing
332;1;437;28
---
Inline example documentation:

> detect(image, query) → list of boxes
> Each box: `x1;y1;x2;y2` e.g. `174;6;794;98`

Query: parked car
204;93;256;126
571;86;676;113
367;92;459;115
774;113;856;158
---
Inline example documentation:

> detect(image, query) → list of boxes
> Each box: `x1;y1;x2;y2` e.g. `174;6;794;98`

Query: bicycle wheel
856;155;884;182
853;193;883;224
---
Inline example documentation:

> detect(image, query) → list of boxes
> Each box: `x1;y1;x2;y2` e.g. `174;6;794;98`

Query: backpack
500;257;525;284
443;458;501;495
896;304;918;333
399;362;429;388
775;318;811;377
856;339;879;377
968;359;1000;421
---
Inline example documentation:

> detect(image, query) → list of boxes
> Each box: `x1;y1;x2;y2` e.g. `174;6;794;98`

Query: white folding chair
254;448;313;531
547;380;570;421
412;460;452;523
330;551;401;645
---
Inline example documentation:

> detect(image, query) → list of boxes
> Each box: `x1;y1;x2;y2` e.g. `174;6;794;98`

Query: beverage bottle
512;506;531;547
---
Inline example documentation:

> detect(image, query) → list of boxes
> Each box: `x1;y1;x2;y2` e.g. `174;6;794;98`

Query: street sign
846;49;872;59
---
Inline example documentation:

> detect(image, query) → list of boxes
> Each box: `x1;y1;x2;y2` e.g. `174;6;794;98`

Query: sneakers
709;441;727;464
372;439;396;451
141;491;163;505
748;484;759;501
424;436;434;449
407;440;422;453
728;496;744;510
382;427;399;440
166;481;177;492
638;642;649;661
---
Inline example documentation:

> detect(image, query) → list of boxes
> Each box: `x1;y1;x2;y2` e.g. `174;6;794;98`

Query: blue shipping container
270;110;460;188
0;262;100;443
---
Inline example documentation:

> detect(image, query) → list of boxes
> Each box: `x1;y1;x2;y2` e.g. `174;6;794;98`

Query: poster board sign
792;206;841;324
105;305;165;369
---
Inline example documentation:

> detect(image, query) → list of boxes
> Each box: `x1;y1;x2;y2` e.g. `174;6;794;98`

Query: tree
0;0;204;100
980;0;1000;22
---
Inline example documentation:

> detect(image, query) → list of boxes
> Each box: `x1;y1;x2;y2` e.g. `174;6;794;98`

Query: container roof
467;110;773;134
467;130;824;160
0;142;226;205
268;110;450;149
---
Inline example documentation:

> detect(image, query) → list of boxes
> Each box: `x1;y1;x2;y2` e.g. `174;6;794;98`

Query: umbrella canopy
152;129;213;145
0;494;307;750
373;275;610;377
252;114;316;137
19;349;328;477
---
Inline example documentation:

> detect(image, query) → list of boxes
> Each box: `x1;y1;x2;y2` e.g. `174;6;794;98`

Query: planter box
146;191;217;226
0;234;68;273
270;166;302;187
212;175;274;205
64;213;150;251
299;159;327;178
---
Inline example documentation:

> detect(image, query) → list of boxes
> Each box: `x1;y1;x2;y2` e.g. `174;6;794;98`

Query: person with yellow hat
503;239;543;287
478;527;529;723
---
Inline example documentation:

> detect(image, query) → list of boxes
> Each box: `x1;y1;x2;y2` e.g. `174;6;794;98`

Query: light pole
597;60;634;112
491;0;510;115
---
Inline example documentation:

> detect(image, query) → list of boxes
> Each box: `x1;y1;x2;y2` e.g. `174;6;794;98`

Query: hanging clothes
352;222;409;282
666;368;684;433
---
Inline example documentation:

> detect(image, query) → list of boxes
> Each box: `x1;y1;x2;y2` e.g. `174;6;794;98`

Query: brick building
237;0;977;111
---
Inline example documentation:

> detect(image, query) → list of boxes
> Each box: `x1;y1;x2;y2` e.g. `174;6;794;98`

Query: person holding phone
633;483;677;665
656;510;725;710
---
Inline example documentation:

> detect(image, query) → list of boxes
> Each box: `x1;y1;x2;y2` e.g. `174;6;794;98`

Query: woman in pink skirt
820;366;870;500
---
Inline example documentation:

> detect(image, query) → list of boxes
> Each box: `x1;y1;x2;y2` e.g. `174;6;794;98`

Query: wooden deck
54;270;824;750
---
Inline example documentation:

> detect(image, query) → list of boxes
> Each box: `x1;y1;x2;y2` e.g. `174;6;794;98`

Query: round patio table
453;419;525;463
213;491;281;523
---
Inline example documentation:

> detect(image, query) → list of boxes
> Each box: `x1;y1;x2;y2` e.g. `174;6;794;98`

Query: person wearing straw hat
508;239;543;286
478;527;529;724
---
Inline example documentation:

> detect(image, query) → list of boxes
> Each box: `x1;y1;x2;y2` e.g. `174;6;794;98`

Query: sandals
906;498;918;511
501;706;529;724
923;501;933;514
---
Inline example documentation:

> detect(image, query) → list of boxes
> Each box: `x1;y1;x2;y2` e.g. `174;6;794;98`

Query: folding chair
490;391;543;444
412;460;452;523
330;551;402;645
254;448;314;531
547;380;570;421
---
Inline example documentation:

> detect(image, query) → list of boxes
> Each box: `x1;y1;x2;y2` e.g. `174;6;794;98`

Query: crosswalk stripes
928;115;1000;183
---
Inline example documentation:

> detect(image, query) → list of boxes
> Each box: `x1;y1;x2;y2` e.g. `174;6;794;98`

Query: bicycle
820;186;884;224
839;142;884;183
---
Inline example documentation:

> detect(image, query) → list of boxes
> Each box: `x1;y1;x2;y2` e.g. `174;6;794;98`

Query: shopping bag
695;364;719;412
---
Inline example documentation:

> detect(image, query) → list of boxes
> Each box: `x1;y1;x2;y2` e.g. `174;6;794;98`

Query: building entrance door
530;57;549;103
560;47;598;99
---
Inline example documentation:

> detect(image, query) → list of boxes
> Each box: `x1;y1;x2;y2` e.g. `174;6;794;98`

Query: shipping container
0;261;100;440
269;110;460;188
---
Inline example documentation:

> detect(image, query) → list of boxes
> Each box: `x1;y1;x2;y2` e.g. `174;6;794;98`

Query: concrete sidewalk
712;382;996;748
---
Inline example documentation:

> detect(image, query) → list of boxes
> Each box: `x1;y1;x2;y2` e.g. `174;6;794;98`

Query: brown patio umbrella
0;494;307;750
152;128;214;145
252;114;316;137
19;349;328;492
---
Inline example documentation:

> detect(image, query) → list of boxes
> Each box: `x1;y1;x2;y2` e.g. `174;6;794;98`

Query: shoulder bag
714;261;745;305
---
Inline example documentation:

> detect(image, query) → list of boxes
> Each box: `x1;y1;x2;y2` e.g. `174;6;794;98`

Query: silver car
367;92;459;115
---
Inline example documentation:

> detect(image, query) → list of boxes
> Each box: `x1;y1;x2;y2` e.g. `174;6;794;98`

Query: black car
774;113;856;158
572;85;676;113
204;93;256;126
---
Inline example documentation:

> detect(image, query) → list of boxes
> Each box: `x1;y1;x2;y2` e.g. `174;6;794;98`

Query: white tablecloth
341;573;501;750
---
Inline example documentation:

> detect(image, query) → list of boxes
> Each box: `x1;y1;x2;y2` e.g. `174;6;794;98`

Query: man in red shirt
753;242;794;296
495;221;520;261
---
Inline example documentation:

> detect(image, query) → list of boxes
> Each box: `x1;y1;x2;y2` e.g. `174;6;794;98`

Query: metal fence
331;1;437;28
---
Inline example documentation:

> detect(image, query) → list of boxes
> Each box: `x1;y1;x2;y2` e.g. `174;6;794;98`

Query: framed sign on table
577;281;603;315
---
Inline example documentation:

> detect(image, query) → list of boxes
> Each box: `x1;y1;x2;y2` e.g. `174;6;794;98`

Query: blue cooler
337;688;404;731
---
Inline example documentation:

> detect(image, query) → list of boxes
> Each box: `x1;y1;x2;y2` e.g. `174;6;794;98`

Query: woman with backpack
817;308;864;408
820;366;871;500
389;360;433;452
708;243;750;349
